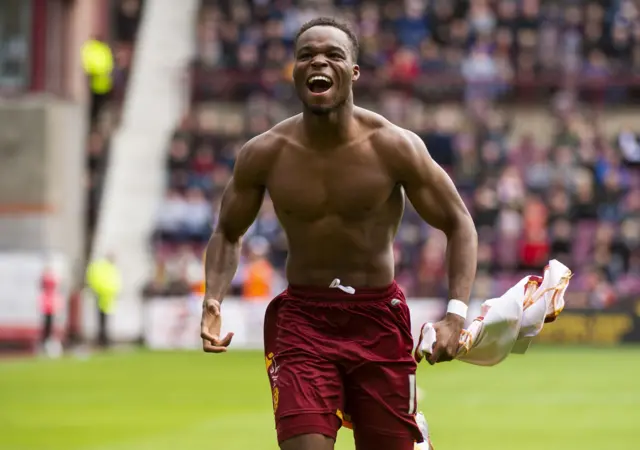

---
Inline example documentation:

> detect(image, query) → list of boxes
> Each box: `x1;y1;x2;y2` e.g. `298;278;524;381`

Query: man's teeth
308;76;332;85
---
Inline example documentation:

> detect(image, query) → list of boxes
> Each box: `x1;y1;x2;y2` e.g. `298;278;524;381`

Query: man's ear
352;64;360;82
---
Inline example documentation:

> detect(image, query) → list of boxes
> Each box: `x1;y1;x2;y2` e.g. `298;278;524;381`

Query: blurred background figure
39;259;62;358
86;254;121;349
81;34;114;128
241;236;277;301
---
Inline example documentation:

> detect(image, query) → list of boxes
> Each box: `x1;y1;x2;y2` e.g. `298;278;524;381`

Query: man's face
293;26;360;115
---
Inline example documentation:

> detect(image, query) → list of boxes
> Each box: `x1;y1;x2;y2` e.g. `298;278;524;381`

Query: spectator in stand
582;266;616;309
550;218;573;265
396;0;429;48
115;0;142;43
156;189;188;243
166;136;191;188
183;187;212;243
86;130;108;232
390;47;421;82
241;236;278;300
190;143;217;190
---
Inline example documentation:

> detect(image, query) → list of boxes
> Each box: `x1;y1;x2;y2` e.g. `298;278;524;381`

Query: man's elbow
212;223;243;246
448;212;477;241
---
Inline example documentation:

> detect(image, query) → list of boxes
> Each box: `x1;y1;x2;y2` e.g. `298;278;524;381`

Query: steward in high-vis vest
81;35;113;127
86;254;121;348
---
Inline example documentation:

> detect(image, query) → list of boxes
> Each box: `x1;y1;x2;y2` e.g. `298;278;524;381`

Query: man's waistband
286;279;400;302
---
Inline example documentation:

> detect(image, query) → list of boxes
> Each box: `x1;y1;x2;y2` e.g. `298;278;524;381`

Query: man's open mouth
307;75;333;93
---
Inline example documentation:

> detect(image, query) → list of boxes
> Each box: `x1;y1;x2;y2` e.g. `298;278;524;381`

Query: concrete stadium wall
0;96;86;269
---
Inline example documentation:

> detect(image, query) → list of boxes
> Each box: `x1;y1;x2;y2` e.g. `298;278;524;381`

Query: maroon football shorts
263;281;423;446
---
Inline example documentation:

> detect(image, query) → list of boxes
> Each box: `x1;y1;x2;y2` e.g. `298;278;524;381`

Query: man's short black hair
294;17;359;60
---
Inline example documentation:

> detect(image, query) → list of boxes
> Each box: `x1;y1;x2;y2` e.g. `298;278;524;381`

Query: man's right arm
204;136;269;303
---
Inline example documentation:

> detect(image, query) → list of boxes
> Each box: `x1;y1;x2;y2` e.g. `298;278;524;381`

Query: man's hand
200;298;234;353
428;313;465;365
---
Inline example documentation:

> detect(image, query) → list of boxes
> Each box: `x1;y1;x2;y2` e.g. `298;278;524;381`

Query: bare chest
266;146;396;220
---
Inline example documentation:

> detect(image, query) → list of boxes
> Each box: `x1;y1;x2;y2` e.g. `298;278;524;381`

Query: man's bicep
215;136;272;241
401;134;469;232
216;177;265;242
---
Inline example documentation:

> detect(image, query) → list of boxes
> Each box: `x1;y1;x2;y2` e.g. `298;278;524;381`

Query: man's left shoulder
370;122;425;163
354;107;426;159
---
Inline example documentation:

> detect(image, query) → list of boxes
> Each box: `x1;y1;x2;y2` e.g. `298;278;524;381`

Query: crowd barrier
142;296;640;350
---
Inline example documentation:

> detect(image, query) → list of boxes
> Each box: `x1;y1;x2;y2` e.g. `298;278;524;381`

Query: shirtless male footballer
200;17;478;450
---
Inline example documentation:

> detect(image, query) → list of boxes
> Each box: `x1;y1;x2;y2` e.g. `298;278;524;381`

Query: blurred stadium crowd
139;0;640;308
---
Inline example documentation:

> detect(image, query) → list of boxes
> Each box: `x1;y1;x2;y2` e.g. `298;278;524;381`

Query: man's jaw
307;104;333;115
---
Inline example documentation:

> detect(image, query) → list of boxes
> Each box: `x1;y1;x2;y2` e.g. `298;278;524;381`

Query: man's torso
255;107;413;287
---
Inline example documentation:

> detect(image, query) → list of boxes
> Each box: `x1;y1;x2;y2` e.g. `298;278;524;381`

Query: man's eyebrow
296;44;347;54
327;46;347;54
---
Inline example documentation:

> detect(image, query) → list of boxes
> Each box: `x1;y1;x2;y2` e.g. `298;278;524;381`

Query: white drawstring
329;278;355;294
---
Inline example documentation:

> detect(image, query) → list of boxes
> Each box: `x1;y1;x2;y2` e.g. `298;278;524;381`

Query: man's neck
301;100;356;148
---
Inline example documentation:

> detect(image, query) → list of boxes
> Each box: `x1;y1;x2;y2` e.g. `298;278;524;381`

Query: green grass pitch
1;346;639;450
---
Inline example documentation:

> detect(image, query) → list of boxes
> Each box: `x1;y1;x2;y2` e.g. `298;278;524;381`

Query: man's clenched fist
427;313;464;364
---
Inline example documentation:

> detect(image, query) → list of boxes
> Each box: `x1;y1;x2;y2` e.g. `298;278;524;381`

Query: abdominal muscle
282;217;398;288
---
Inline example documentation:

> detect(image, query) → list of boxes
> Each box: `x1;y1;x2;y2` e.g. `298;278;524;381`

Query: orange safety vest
191;280;205;296
242;259;273;300
193;250;206;297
